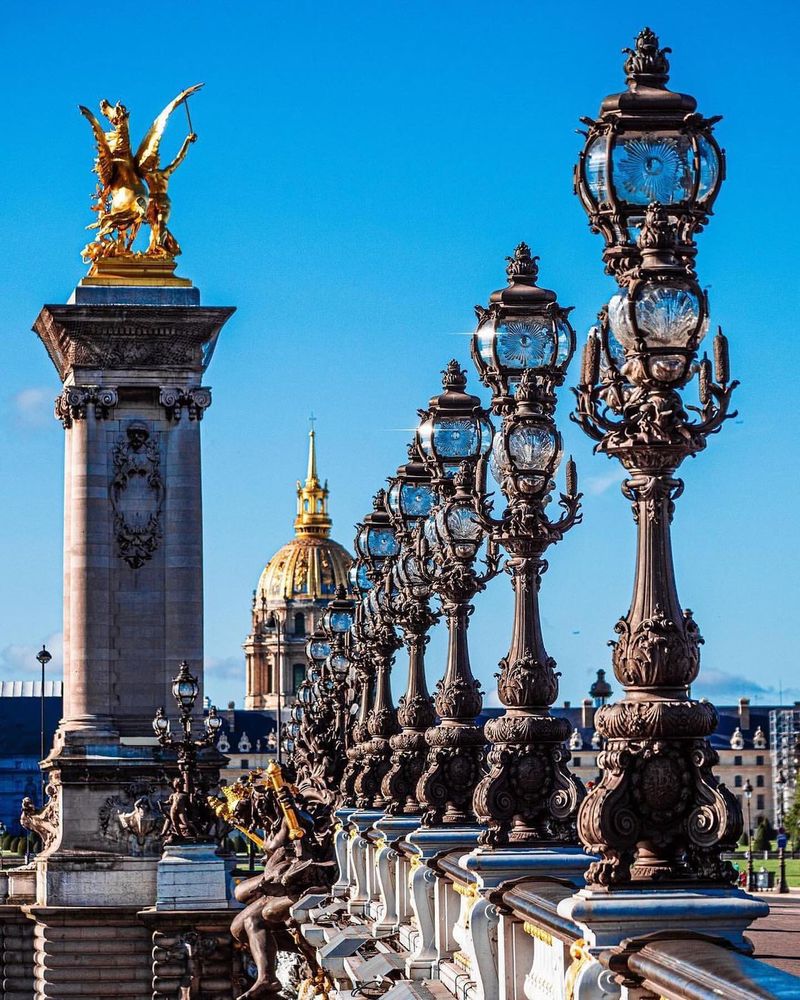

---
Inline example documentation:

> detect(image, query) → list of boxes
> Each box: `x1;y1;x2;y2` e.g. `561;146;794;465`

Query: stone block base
27;905;152;999
156;843;235;910
0;904;35;999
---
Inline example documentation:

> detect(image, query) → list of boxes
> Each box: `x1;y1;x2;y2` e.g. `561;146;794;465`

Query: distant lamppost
414;361;496;826
382;445;438;815
263;612;283;763
152;661;222;840
744;778;754;892
0;820;6;871
36;645;52;803
777;770;789;894
352;496;402;809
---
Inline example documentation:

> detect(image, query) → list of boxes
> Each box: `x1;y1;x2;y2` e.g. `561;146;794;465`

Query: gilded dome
257;535;352;602
255;427;353;603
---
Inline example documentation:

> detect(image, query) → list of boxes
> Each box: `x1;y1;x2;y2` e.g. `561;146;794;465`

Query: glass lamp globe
328;651;350;679
473;243;575;403
416;360;493;480
306;633;331;665
605;203;709;385
205;706;222;735
387;445;437;534
152;707;170;738
575;28;724;274
436;501;484;560
172;661;199;711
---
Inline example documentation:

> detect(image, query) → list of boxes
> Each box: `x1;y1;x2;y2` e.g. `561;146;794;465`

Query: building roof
0;681;63;698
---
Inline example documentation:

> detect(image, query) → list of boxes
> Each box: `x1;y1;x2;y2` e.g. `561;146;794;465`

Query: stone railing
295;808;800;1000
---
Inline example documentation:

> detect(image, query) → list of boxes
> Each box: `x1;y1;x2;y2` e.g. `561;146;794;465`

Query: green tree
785;788;800;849
752;819;770;853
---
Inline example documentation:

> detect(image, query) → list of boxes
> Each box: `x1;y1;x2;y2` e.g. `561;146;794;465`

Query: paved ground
748;892;800;976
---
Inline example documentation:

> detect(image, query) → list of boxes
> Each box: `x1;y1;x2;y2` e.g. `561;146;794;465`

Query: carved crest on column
159;386;213;421
99;782;167;856
54;385;118;428
110;422;165;569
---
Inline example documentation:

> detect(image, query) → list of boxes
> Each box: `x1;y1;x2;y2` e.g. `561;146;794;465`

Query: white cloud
584;469;625;496
0;632;63;680
12;387;52;428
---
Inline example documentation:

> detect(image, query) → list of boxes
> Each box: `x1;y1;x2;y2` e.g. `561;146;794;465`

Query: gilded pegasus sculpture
78;84;203;264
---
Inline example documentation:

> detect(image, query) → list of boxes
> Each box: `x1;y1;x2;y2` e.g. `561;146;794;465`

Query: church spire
295;418;331;538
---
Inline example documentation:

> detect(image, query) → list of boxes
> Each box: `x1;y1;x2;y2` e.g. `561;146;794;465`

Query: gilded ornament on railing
78;84;203;279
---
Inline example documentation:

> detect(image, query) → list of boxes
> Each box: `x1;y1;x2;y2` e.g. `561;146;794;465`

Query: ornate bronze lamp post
350;497;402;810
470;245;584;846
411;362;496;826
382;447;438;815
574;26;724;281
152;661;222;841
321;586;356;759
573;195;741;883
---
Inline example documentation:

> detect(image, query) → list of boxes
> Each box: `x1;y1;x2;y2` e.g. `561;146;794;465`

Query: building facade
558;673;783;829
243;428;353;710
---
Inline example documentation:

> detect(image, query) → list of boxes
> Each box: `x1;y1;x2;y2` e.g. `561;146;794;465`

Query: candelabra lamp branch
152;661;222;843
572;198;742;886
471;245;586;846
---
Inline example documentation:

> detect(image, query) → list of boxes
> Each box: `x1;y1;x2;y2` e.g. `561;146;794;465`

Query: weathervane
78;84;203;270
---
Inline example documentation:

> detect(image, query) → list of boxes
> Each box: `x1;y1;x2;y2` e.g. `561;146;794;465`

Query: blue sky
1;1;798;712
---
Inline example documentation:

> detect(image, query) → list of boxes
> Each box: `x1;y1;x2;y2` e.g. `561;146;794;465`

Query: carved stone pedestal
558;886;769;953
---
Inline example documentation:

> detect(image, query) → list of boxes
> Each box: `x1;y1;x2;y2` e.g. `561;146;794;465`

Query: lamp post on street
36;645;52;804
744;778;754;892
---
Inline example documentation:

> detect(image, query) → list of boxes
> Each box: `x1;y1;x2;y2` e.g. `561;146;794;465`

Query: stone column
36;295;233;742
18;279;235;998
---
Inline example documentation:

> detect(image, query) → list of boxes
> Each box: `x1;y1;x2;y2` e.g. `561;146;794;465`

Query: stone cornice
33;304;235;381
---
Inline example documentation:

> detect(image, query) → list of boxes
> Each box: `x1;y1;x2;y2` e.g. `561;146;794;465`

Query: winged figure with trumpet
78;84;203;264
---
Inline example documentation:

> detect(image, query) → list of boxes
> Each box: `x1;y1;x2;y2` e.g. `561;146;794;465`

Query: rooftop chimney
582;698;595;729
738;697;750;731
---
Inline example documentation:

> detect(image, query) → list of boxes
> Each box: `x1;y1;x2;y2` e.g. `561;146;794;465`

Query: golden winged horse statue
79;84;203;264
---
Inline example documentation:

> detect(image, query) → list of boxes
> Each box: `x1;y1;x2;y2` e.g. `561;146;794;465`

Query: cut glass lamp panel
612;133;692;205
309;638;330;661
489;431;510;488
328;611;353;633
495;319;552;369
555;320;573;368
367;528;399;558
400;482;436;518
585;135;609;202
634;283;703;348
432;417;480;459
697;135;720;203
443;504;483;542
508;423;560;473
